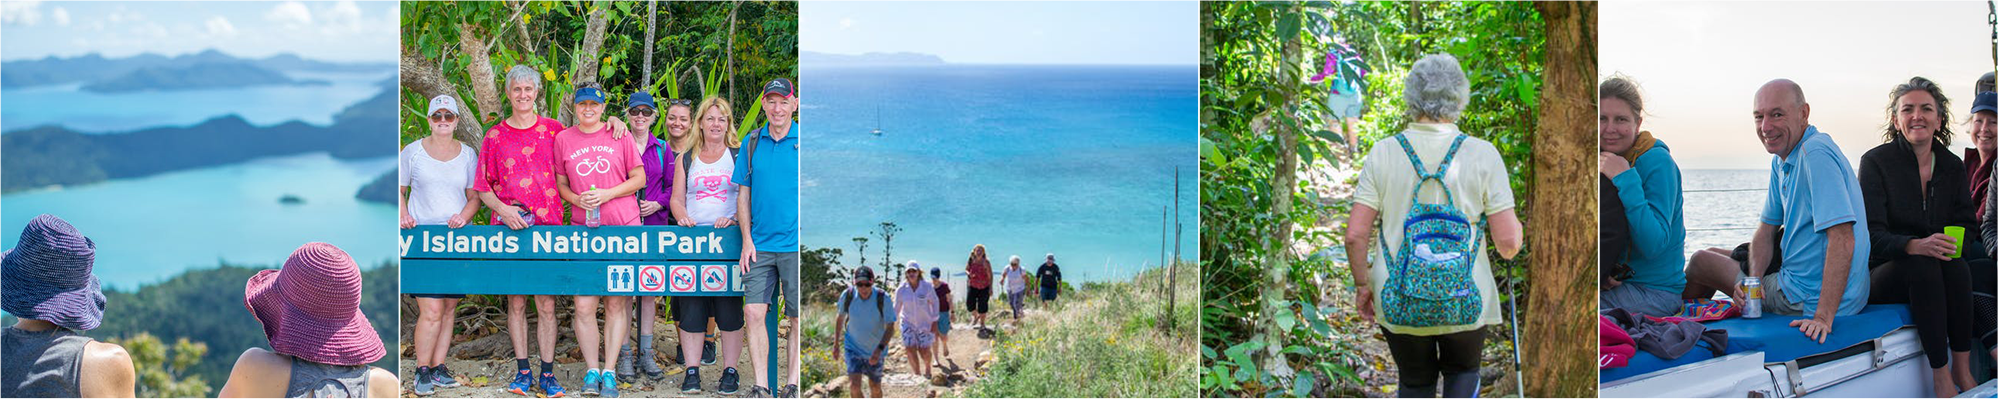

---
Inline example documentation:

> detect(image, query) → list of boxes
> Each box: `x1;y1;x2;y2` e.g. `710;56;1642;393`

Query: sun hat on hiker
1973;91;1997;115
1;214;106;331
427;94;459;117
854;266;876;283
244;242;384;366
930;267;942;279
1008;255;1021;265
1046;253;1055;261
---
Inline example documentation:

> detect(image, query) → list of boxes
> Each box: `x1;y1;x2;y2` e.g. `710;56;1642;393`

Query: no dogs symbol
669;265;697;293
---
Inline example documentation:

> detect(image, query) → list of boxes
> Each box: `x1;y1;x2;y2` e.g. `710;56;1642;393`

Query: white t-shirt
398;140;478;225
684;148;739;226
1353;122;1515;336
1003;266;1027;294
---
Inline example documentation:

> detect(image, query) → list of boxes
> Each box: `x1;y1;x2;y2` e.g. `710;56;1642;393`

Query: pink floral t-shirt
474;116;567;225
554;123;643;226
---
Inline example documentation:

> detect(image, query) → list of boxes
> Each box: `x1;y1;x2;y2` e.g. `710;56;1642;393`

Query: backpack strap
741;127;764;183
1394;134;1470;209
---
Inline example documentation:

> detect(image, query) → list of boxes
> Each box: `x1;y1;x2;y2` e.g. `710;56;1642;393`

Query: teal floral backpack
1378;133;1484;327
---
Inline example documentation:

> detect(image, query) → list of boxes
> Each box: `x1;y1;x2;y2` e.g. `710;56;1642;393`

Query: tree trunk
562;0;612;126
1525;2;1597;397
458;24;502;126
1258;29;1302;379
401;47;485;149
643;0;656;89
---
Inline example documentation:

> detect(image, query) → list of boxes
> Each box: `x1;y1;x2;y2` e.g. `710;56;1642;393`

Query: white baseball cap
426;95;459;117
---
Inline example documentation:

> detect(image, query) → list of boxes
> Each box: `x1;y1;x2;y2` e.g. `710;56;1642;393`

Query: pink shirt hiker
555;123;644;226
474;116;567;226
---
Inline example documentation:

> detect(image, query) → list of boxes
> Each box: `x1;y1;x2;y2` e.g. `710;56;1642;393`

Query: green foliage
801;245;846;305
399;1;797;147
111;332;211;398
1200;2;1542;397
966;266;1197;398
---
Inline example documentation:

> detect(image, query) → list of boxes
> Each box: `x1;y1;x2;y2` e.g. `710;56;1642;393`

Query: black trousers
1870;255;1974;369
1381;327;1483;398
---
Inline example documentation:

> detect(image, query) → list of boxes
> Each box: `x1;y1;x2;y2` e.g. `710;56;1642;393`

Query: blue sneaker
601;371;621;398
506;369;533;396
432;364;462;388
413;366;435;396
581;369;601;396
540;372;568;398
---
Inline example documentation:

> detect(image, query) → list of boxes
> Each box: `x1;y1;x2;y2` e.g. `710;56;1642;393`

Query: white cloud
839;17;854;29
266;1;312;27
50;6;67;26
205;16;235;37
105;6;142;24
2;1;43;26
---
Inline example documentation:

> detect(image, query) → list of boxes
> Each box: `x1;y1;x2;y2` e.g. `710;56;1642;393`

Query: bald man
1717;79;1872;343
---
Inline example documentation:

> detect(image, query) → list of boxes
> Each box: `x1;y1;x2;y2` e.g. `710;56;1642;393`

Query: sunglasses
855;281;873;288
429;112;457;122
667;99;693;106
626;107;655;117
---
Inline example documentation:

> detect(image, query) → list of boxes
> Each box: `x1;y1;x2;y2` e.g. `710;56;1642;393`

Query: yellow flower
522;13;532;24
603;56;612;64
543;69;555;82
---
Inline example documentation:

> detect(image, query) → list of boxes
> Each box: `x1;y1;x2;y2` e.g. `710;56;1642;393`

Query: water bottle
512;201;534;225
585;185;602;228
1742;277;1763;319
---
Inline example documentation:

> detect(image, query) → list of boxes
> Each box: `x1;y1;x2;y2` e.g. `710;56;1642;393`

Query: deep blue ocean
800;65;1199;284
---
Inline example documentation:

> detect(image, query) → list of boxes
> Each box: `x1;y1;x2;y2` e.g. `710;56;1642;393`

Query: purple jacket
639;137;675;226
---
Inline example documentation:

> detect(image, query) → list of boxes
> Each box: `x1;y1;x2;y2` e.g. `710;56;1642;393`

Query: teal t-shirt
1760;126;1871;316
839;287;896;358
1610;141;1688;294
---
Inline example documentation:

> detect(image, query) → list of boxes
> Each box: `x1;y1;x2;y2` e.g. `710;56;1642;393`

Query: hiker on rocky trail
836;266;896;398
1001;255;1029;321
931;267;954;361
2;215;136;399
1035;253;1062;306
895;262;940;380
964;244;994;329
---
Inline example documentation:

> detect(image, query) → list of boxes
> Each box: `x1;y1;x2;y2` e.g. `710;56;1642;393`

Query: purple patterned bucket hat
1;214;107;331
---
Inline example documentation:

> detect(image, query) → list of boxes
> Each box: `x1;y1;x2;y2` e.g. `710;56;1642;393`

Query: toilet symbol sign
637;265;667;293
669;265;697;293
605;265;635;292
700;265;728;292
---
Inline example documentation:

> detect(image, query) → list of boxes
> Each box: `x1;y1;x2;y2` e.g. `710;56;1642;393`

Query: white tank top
685;148;739;226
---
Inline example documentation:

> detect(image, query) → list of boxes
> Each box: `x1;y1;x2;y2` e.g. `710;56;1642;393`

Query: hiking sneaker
779;383;799;398
581;369;601;396
616;344;637;378
747;385;774;398
639;349;666;380
432;364;462;388
540;372;568;398
680;367;702;393
413;366;435;396
600;371;621;398
701;340;717;365
717;367;740;395
506;369;534;396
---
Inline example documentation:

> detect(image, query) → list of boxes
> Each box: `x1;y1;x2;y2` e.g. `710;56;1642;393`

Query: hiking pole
1506;262;1525;396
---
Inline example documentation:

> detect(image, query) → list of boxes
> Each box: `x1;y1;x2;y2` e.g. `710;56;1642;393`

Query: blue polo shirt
1760;125;1870;317
839;287;896;358
733;121;800;253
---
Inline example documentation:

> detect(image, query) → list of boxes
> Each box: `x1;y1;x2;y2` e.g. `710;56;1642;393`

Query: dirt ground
399;319;796;398
807;310;1032;398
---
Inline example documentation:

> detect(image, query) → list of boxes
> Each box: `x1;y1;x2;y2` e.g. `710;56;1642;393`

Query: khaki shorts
1738;271;1804;316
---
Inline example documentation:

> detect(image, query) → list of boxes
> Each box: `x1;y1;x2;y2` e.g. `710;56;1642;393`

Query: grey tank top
2;326;92;398
285;357;372;398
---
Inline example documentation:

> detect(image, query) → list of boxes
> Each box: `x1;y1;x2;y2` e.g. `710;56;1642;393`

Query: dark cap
853;265;875;282
1974;91;1997;115
761;78;794;98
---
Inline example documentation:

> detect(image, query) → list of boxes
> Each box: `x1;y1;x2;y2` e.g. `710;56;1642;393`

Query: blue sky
801;1;1195;65
1602;1;1989;169
0;1;396;62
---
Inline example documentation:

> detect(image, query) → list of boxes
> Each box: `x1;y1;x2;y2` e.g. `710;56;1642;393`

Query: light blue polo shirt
839;287;896;358
1759;125;1870;317
733;121;800;253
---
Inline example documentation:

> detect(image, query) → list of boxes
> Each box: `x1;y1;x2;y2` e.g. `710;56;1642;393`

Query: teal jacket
1610;141;1688;293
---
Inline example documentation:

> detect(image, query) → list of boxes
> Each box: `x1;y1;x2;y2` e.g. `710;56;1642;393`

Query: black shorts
966;287;991;313
673;296;745;333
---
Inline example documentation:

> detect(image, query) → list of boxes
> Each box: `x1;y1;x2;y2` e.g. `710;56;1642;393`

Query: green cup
1945;226;1966;259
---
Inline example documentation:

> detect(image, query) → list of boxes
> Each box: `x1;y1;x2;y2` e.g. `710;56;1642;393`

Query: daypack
1377;133;1484;328
841;286;887;317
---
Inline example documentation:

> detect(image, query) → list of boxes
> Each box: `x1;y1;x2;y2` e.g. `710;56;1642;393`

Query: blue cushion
1600;304;1912;383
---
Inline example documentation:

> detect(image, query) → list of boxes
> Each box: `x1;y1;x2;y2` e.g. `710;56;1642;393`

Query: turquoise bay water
801;65;1199;284
1;70;391;133
1;153;396;290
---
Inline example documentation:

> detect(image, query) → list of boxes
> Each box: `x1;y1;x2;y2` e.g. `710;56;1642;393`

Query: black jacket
1601;175;1632;282
1858;136;1978;266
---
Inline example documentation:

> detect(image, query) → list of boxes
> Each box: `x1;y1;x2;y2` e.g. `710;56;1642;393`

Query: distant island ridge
800;51;947;67
2;49;393;90
1;78;398;195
